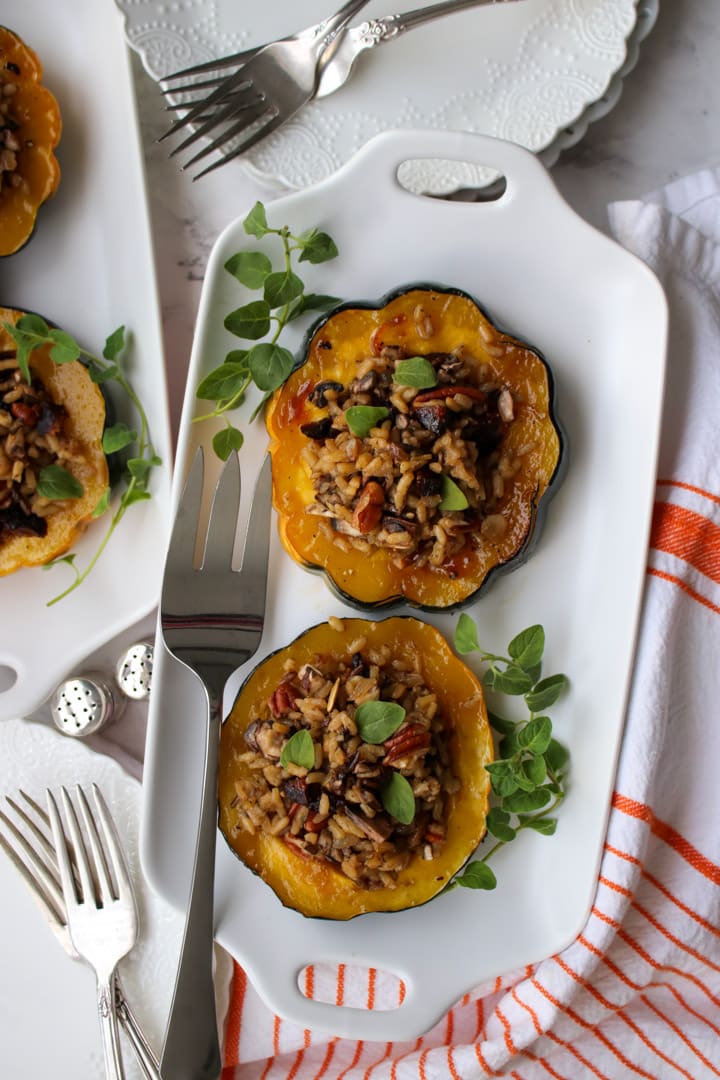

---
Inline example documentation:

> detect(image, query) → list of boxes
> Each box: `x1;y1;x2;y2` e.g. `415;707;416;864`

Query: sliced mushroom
345;807;394;843
309;380;343;407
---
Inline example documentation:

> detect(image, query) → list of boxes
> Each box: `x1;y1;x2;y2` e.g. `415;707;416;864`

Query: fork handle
97;974;126;1079
390;0;517;34
160;700;222;1080
116;976;160;1079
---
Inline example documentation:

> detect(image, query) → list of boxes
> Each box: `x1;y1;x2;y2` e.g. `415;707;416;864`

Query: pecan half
352;480;385;534
383;723;432;765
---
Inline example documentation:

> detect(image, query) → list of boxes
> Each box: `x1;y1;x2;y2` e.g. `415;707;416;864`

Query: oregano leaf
196;361;249;402
243;201;270;237
492;664;534;696
248;342;294;392
92;489;110;518
379;772;415;824
37;465;84;500
502;787;552;814
225;251;272;289
393;356;438;389
297;230;338;264
517;716;553;755
525;674;568;712
224;300;271;341
103;326;126;361
345;405;389;437
508;625;545;671
454;612;479;655
213;426;244;461
522;817;558;836
439;475;469;511
355;701;405;744
280;729;314;770
455;862;497;890
17;313;49;337
264;269;304;308
48;329;81;365
102;423;137;454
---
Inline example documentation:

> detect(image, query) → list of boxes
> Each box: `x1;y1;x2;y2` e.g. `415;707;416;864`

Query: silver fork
0;791;159;1078
159;448;271;1080
47;784;140;1080
164;0;523;103
159;0;372;178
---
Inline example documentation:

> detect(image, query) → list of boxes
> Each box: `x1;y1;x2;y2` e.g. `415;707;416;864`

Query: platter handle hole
297;962;406;1011
0;664;17;692
395;159;507;202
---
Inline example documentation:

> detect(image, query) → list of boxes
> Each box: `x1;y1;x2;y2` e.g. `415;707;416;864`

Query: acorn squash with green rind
266;284;565;612
218;616;494;920
0;27;61;258
0;306;108;576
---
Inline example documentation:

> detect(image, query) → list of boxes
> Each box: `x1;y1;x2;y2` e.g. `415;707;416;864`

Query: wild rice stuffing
0;68;23;196
228;633;461;890
0;357;81;542
301;331;522;569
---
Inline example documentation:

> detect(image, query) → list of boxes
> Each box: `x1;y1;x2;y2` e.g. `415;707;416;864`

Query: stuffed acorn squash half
0;28;61;258
266;285;565;611
0;307;108;575
218;616;494;920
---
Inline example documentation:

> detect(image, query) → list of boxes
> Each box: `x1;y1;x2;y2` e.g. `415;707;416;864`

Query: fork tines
0;790;67;926
47;785;127;908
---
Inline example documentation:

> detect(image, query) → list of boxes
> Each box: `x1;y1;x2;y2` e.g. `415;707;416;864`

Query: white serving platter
0;0;173;722
141;129;667;1041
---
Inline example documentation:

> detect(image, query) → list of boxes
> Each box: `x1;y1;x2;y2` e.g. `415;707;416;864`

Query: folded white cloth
219;168;720;1078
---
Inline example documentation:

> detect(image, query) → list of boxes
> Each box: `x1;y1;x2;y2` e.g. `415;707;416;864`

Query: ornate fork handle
359;0;512;47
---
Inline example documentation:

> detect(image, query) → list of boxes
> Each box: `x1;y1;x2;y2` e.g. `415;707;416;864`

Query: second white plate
0;0;173;723
141;130;667;1041
115;0;657;194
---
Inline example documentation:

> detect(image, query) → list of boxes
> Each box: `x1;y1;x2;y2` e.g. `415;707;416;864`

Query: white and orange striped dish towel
218;168;720;1079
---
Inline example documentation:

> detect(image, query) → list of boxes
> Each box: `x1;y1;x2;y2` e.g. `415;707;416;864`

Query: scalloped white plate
0;719;181;1078
0;0;173;723
115;0;657;194
141;130;668;1041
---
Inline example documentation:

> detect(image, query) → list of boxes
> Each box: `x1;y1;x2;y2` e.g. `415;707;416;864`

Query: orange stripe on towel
657;478;720;505
650;501;720;582
647;566;720;617
611;793;720;885
512;985;611;1080
367;967;376;1011
531;976;656;1080
605;844;720;938
223;961;247;1068
553;956;696;1080
591;906;720;1006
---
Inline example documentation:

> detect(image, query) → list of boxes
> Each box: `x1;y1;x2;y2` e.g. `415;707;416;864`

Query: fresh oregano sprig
194;201;341;461
2;315;161;606
447;614;570;892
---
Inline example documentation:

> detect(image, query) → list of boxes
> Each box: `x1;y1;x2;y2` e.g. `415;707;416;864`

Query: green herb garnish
345;405;390;438
194;201;340;460
394;356;438;389
280;729;315;770
2;315;161;606
36;465;84;501
439;475;469;511
379;771;416;825
355;700;406;744
447;617;570;892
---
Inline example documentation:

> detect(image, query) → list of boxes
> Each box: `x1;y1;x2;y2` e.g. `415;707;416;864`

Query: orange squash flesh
266;286;564;611
218;616;494;920
0;308;108;576
0;27;62;257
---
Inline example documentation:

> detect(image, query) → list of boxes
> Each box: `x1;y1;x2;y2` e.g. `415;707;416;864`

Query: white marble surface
128;0;720;447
